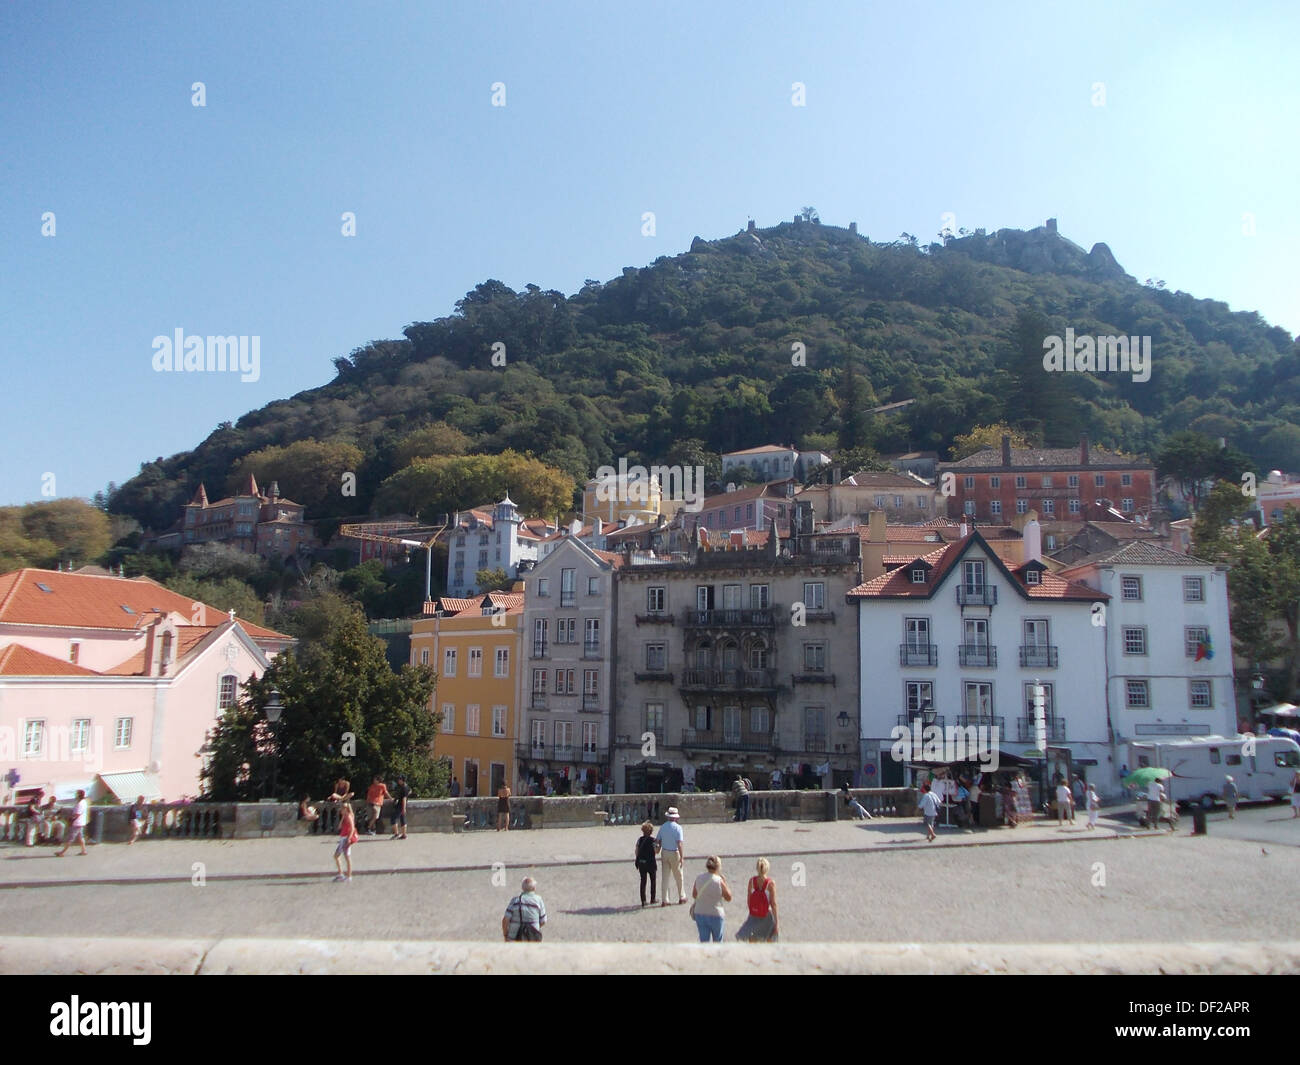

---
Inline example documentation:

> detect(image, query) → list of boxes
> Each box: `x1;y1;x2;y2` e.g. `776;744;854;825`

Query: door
490;763;506;794
464;760;479;797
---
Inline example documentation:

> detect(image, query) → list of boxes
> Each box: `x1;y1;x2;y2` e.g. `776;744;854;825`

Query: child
333;801;358;882
1086;783;1100;829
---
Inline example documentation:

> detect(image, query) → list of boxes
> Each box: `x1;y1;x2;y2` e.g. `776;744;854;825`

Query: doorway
464;760;479;797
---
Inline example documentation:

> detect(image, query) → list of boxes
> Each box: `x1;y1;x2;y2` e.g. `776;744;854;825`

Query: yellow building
410;591;523;798
582;471;662;527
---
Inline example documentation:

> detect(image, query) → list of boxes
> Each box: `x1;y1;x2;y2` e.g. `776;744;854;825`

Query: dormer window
1025;569;1041;586
911;569;927;584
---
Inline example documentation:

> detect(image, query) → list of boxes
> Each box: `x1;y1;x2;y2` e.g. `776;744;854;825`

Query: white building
849;525;1119;792
515;536;622;794
721;445;831;483
1059;541;1237;756
445;496;553;597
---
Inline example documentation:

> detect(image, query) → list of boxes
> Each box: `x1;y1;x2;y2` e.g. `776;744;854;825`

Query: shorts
923;815;936;828
393;809;406;826
334;838;352;858
67;825;85;843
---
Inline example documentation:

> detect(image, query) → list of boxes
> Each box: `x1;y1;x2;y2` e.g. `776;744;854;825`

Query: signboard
1032;684;1047;753
1134;723;1208;736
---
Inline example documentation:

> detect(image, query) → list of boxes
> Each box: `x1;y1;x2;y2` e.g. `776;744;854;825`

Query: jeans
695;914;724;942
639;866;657;904
736;794;749;821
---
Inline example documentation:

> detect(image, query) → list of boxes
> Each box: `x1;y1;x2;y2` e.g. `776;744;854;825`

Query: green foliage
166;574;266;625
1156;432;1255;514
474;567;511;592
202;598;443;800
950;424;1032;461
375;450;575;522
0;499;113;570
228;438;365;517
1218;512;1300;700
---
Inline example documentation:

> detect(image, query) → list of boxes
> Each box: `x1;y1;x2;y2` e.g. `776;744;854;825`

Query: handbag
688;902;695;919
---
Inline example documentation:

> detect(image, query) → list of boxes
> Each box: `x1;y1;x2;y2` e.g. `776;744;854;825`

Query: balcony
956;585;998;607
582;644;602;659
802;609;836;623
680;668;779;692
957;644;998;668
954;715;1005;734
1016;716;1067;743
529;692;547;710
899;643;939;667
802;735;829;754
897;712;947;730
635;612;675;626
529;642;549;660
560;594;575;607
1019;645;1059;668
680;728;775;753
581;694;601;711
791;672;836;686
634;671;674;684
682;608;775;629
580;749;602;763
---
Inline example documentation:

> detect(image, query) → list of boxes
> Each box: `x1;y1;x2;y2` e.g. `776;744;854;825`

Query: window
646;643;667;671
803;582;825;610
803;706;826;748
874;495;887;508
443;704;455;733
587;576;600;596
556;618;575;643
646;703;664;737
1121;498;1134;513
894;495;904;508
647;587;665;612
532;669;547;695
218;674;238;710
582;721;599;755
694;704;712;730
963;617;989;650
114;717;133;749
1042;475;1052;488
911;568;927;584
1183;576;1205;602
1209;747;1220;765
478;551;488;567
905;681;933;712
990;500;1002;516
696;585;714;611
1068;498;1081;514
71;718;90;755
904;617;931;651
748;641;770;670
584;618;601;654
722;584;742;609
554;669;575;694
1121;576;1143;601
537;578;550;598
1122;627;1147;655
1068;475;1079;488
69;641;80;664
989;476;1000;489
1015;476;1027;489
750;706;769;733
560;568;576;605
420;648;429;665
465;705;481;735
917;495;928;508
583;669;599;697
964;500;976;515
1121;473;1133;487
492;706;507;737
1095;474;1106;488
468;647;483;677
1025;568;1041;585
1023;618;1049;648
963;560;986;591
530;719;546;749
532;619;548;656
444;648;457;677
746;503;755;520
965;682;994;719
723;706;742;743
1189;680;1212;709
964;476;975;489
23;719;44;757
1016;499;1028;514
1041;499;1054;515
1125;680;1150;709
750;585;770;609
803;643;826;672
555;721;574;752
1185;627;1209;658
494;647;509;677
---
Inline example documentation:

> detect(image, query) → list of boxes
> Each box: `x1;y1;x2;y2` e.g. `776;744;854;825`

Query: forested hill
111;218;1299;533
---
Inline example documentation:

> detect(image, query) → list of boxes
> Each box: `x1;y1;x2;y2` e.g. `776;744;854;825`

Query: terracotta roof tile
0;643;101;676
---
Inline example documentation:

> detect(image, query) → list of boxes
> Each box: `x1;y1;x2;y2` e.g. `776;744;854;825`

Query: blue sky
1;1;1296;507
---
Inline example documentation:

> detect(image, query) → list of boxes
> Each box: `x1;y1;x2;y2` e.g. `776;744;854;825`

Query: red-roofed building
445;497;558;598
181;474;315;559
0;568;293;805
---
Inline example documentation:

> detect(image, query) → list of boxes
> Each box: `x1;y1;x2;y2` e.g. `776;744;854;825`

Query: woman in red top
333;801;358;882
734;857;779;942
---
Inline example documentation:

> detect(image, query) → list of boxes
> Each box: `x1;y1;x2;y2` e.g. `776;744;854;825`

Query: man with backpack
502;877;547;941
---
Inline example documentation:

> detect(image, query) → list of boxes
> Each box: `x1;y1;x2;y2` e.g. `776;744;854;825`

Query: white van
1128;735;1300;810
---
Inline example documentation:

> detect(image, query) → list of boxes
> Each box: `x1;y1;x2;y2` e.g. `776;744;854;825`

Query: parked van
1128;735;1300;810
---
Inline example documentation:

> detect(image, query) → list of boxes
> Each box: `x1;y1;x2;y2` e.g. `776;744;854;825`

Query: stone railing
0;788;917;842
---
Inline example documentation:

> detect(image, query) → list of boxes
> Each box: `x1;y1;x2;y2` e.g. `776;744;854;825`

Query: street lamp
836;711;851;728
263;689;284;799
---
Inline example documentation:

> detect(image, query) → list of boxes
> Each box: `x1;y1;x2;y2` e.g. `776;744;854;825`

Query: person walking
333;799;358;881
690;856;732;942
127;795;147;845
918;781;941;841
733;776;750;822
449;776;461;798
1145;777;1163;829
634;820;659;906
1055;778;1073;826
656;807;686;906
390;775;409;839
1223;775;1239;819
1085;782;1101;829
55;789;89;857
735;857;779;942
1071;776;1085;822
496;783;512;832
502;877;546;941
365;775;391;835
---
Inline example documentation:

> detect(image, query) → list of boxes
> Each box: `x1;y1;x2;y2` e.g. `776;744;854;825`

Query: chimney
831;465;842;484
1023;518;1042;563
959;521;969;538
1001;435;1012;467
269;480;280;501
1080;433;1090;466
861;511;887;580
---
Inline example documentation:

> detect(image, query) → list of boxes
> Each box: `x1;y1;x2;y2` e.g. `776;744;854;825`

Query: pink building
0;569;293;805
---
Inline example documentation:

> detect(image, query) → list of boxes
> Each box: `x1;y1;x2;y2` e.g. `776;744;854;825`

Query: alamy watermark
1042;328;1150;383
593;459;706;513
889;720;1000;773
152;329;261;382
0;725;105;774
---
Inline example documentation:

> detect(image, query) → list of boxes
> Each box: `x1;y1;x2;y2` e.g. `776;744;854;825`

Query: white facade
445;496;541;597
1062;545;1237;759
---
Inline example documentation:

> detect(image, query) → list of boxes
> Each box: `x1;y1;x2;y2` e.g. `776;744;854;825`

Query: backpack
748;877;771;918
635;836;657;868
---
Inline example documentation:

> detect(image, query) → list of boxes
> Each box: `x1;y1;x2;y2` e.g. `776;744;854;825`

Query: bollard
1192;808;1207;835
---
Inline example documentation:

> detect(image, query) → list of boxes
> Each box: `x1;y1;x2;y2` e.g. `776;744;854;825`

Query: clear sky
1;1;1296;507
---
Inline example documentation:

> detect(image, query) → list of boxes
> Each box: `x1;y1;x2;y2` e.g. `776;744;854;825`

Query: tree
0;499;112;569
1156;432;1253;515
1190;480;1255;557
228;439;365;514
392;422;473;466
474;567;511;592
949;424;1033;461
1221;513;1300;702
837;355;874;452
202;597;442;800
375;451;575;522
166;574;266;625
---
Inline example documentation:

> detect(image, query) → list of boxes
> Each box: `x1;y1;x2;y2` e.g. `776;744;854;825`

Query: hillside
110;218;1299;532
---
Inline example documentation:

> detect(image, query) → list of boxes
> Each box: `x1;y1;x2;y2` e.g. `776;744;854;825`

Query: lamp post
264;689;284;800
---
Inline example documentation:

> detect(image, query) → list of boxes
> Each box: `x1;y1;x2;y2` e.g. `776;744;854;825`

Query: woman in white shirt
691;855;733;942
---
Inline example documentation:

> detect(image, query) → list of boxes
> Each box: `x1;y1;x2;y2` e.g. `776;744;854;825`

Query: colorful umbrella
1123;766;1171;788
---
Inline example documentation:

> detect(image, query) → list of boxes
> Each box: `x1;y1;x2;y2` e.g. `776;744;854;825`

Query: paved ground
2;805;1295;944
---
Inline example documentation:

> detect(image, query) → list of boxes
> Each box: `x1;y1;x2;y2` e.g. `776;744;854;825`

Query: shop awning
98;770;164;802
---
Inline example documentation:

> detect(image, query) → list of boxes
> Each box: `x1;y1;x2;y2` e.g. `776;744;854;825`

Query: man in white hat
1222;775;1238;819
656;807;686;907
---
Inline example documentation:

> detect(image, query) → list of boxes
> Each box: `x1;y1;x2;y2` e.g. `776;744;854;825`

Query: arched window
718;640;739;670
693;639;712;670
747;639;769;671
